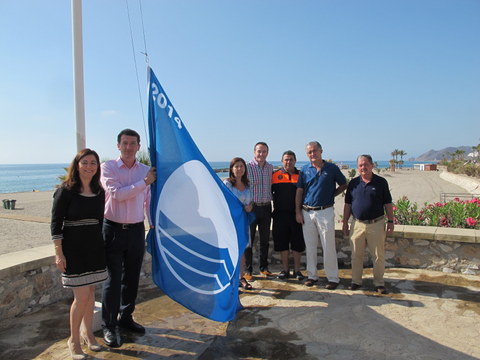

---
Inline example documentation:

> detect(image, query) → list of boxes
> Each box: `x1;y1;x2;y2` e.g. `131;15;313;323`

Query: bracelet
387;220;394;223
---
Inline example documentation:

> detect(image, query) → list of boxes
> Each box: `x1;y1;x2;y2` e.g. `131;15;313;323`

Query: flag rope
125;0;149;149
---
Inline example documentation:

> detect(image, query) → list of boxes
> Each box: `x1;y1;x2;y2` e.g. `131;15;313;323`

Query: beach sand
0;169;475;255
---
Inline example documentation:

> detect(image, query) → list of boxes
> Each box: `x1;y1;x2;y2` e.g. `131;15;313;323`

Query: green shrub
393;196;480;229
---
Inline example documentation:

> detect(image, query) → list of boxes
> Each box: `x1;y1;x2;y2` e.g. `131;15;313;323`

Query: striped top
246;159;274;204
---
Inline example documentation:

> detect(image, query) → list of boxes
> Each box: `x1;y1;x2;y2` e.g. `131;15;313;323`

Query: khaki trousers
350;219;386;287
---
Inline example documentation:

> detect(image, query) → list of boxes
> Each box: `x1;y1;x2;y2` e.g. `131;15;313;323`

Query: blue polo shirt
345;174;392;220
297;162;346;207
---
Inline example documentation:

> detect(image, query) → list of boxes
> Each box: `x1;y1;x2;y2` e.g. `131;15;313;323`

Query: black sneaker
293;271;305;281
278;270;290;280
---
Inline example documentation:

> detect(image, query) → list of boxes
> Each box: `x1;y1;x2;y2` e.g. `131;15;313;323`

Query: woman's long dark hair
228;157;249;187
62;148;103;194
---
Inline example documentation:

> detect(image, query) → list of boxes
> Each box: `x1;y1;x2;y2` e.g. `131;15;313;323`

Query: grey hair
306;141;322;150
357;154;373;164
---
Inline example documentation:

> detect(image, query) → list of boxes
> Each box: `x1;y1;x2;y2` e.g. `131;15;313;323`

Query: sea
0;160;431;194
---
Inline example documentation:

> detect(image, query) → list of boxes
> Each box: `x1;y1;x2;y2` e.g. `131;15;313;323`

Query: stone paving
0;268;479;360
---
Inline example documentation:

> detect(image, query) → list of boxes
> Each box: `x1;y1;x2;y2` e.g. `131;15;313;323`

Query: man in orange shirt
272;151;305;280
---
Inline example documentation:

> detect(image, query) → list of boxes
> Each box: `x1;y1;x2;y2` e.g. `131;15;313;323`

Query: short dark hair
117;129;140;144
306;141;322;150
357;154;373;164
254;142;269;152
282;150;296;161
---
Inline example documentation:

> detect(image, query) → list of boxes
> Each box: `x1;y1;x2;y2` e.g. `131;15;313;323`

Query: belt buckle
121;223;129;230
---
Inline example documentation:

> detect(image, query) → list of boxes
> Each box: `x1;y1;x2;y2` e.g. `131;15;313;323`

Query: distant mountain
415;146;474;161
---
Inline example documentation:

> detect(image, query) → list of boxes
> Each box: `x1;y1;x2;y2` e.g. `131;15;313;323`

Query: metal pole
72;0;86;151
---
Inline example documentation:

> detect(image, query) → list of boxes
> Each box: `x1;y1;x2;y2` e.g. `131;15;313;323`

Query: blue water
0;164;68;194
0;160;431;194
210;160;429;178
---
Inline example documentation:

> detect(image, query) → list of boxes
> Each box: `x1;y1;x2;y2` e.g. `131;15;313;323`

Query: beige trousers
350;219;386;287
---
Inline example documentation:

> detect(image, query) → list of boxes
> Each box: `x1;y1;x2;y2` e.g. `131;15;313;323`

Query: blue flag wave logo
146;67;248;322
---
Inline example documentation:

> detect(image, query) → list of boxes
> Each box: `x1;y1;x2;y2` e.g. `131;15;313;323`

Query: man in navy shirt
342;154;394;294
295;141;347;289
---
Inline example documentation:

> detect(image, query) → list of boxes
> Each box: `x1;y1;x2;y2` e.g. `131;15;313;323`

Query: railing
440;192;478;203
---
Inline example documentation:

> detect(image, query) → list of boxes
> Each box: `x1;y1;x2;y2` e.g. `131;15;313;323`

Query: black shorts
272;210;305;252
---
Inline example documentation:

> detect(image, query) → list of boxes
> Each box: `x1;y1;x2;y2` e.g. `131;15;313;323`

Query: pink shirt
101;158;152;225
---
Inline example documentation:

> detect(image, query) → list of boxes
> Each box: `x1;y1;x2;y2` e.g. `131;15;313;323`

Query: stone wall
1;225;478;330
268;225;480;275
0;246;153;331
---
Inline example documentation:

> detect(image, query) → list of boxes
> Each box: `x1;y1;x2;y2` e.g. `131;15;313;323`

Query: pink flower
440;216;449;227
392;206;397;211
466;217;477;227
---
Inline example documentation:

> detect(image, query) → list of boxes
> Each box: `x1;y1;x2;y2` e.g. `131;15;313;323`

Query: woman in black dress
51;149;108;359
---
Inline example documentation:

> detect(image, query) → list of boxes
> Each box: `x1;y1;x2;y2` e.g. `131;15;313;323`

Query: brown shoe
325;281;339;290
375;286;387;294
243;273;253;281
304;278;318;287
260;269;274;277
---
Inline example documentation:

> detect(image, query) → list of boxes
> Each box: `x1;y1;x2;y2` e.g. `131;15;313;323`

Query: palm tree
390;149;400;169
453;149;465;161
136;150;151;166
398;150;407;168
472;144;480;162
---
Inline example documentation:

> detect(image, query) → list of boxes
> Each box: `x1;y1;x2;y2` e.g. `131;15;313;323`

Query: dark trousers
245;203;272;273
102;222;145;330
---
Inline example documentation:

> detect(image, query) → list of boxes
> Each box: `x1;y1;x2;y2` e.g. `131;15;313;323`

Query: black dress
51;187;108;288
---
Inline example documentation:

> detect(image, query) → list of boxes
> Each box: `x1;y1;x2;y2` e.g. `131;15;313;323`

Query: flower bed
393;196;480;229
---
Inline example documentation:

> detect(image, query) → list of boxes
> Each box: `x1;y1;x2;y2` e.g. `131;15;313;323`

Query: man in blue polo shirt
342;154;394;294
295;141;347;289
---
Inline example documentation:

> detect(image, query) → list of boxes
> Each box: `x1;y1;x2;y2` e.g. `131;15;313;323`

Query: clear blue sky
1;0;479;164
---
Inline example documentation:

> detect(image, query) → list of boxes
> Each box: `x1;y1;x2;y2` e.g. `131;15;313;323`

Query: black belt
354;216;384;224
254;202;271;206
104;219;143;230
302;204;333;211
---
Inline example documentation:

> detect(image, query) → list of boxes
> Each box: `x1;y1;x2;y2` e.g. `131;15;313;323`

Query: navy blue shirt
345;174;392;220
297;162;346;207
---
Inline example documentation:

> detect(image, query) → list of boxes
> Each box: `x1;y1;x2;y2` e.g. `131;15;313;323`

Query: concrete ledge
435;227;478;243
0;245;54;279
334;224;477;243
403;225;436;240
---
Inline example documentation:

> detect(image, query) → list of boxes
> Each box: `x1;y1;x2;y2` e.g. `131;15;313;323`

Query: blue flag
146;67;249;322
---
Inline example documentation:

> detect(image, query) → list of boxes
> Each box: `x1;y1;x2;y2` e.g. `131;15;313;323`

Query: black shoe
278;270;290;280
118;318;146;334
349;283;361;290
325;281;339;290
103;327;122;347
375;286;387;294
293;271;305;281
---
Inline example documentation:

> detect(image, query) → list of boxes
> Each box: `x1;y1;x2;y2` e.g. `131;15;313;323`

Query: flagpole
71;0;86;151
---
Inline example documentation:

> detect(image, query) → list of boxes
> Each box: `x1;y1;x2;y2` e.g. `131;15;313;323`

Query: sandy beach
0;169;476;255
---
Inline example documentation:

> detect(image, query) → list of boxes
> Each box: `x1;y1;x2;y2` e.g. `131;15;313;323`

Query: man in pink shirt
100;129;156;347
